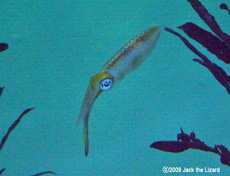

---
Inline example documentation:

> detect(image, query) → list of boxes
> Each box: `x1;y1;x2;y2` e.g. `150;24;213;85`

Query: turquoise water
0;0;229;175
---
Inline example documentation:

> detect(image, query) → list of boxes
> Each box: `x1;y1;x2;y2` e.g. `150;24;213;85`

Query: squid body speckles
78;25;165;156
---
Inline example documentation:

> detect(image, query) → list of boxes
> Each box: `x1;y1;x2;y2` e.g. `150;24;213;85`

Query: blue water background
0;0;230;175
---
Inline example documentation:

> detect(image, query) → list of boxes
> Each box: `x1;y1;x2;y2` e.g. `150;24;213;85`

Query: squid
78;25;165;156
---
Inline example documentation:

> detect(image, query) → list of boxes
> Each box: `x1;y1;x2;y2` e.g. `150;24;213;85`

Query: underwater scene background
0;0;229;175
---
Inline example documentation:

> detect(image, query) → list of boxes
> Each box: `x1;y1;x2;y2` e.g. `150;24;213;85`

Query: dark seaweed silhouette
31;171;57;176
165;27;230;94
0;43;8;52
0;43;8;97
150;127;230;167
0;93;56;174
0;108;35;151
0;87;3;97
220;3;230;15
187;0;230;47
0;41;56;174
0;169;5;175
0;169;56;176
165;0;230;94
178;22;230;63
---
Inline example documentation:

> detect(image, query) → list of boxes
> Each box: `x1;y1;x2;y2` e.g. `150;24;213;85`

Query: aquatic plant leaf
0;169;6;175
193;58;230;94
164;27;210;63
0;108;35;151
187;0;230;48
0;43;8;52
165;27;230;95
31;171;56;176
178;22;230;63
217;145;230;166
151;128;230;167
220;3;230;15
177;127;190;142
150;141;190;153
0;87;4;97
220;3;228;10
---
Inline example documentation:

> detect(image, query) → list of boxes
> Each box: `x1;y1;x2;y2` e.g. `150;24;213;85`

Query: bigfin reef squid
77;25;165;156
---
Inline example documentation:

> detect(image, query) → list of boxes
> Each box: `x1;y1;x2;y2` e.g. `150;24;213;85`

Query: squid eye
100;79;113;91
